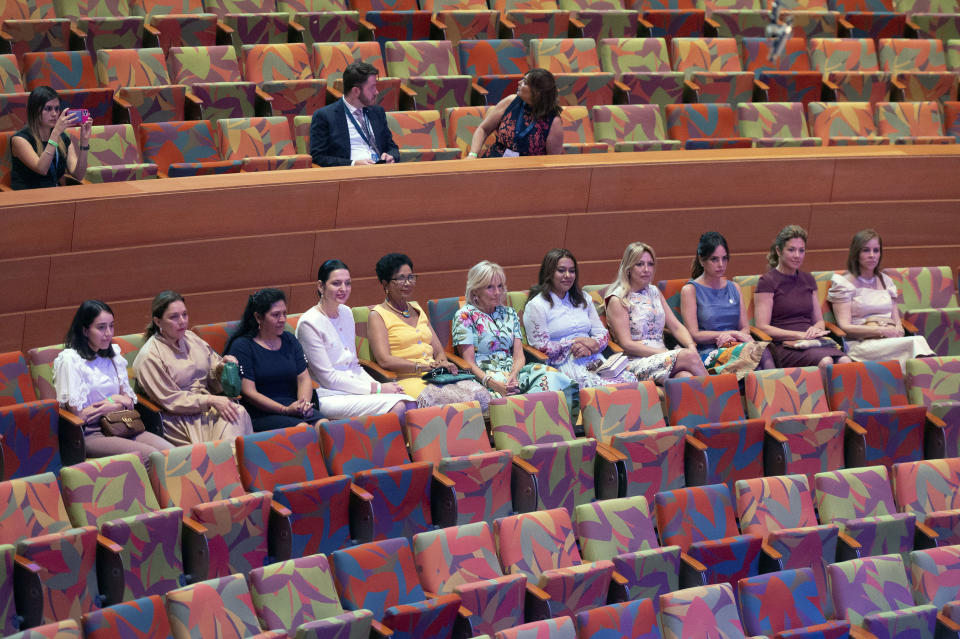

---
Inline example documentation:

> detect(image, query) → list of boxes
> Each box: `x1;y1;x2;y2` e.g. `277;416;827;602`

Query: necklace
384;298;411;318
856;274;878;288
318;301;339;319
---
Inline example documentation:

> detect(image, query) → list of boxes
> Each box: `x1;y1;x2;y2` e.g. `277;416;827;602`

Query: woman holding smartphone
11;86;90;189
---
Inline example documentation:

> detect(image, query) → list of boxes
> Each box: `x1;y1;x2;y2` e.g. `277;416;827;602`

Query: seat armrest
358;359;398;381
135;394;164;436
452;605;474;639
749;326;773;342
521;344;547;363
684;434;708;487
607;570;629;604
182;517;209;584
849;627;879;639
824;321;846;337
14;555;42;630
431;470;457;528
96;534;125;606
679;552;707;587
595;443;625;501
925;412;947;459
763;425;787;477
837;531;862;561
843;418;868;468
371;620;394;638
524;582;552;621
901;317;919;335
511;456;539;513
349;484;375;544
58;408;86;466
915;521;939;549
759;540;783;573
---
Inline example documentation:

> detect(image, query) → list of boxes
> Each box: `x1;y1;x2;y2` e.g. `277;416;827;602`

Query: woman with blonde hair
453;260;576;401
605;241;707;383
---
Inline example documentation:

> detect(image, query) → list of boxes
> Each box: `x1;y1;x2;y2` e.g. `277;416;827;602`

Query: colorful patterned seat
65;123;160;182
331;537;463;639
59;454;200;604
575;598;662;639
166;45;259;121
883;266;960;356
21;51;114;126
444;105;490;156
457;39;529;104
897;0;960;42
825;360;940;468
292;113;309;153
311;41;402;111
832;0;906;40
814;465;921;558
736;102;823;146
278;0;365;47
386;110;462;161
634;0;705;41
875;100;954;143
558;105;608;152
810;37;891;102
82;595;174;639
591;103;681;150
495;617;576;639
734;474;840;616
573;496;685;607
658;583;754;639
217;116;312;170
739;37;823;105
806;100;890;144
909;545;960;624
132;0;217;53
877;38;958;102
945;100;960;141
664;374;769;487
385;40;474;111
743;366;856;479
529;37;616;107
0;0;70;61
236;424;367;557
559;0;638;40
412;521;530;635
0;472;99;628
905;355;960;455
241;43;327;125
489;390;603;512
0;351;63;479
670;37;754;105
319;412;453;540
424;0;499;45
165;573;286;639
654;484;766;594
139;119;243;177
96;48;189;127
492;0;570;40
404;401;520;524
665;103;753;149
53;0;144;57
149;440;278;578
579;383;695;503
0;55;27;132
494;508;622;619
0;543;14;635
0;130;11;186
828;554;938;638
349;0;431;45
3;620;82;639
739;568;850;639
891;457;960;546
248;553;375;638
200;0;289;51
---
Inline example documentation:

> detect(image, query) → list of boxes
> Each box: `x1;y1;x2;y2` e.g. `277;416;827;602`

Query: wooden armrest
849;626;879;639
761;541;782;560
749;326;772;342
501;16;516;28
70;24;87;38
113;94;133;109
360;18;376;30
136;394;162;413
614;80;630;92
216;19;234;33
838;16;854;29
288;19;304;31
890;76;905;90
596;441;627;462
326;86;343;100
97;534;124;554
472;82;488;96
430;16;445;29
371;620;394;638
270;500;292;518
255;87;274;102
14;555;40;573
824;321;846;337
569;16;584;28
638;17;652;28
938;612;960;633
183;517;208;536
350;483;374;501
680;552;707;572
433;469;455;488
611;571;628;585
522;344;548;360
144;23;160;36
927;412;946;428
704;16;719;28
685;434;707;451
400;84;417;97
838;531;861;549
917;521;939;540
0;28;12;40
901;317;919;334
457;605;473;618
764;425;787;443
684;78;700;92
358;358;398;380
822;77;838;90
606;341;623;353
844;418;867;436
754;78;769;91
185;91;203;106
906;17;919;30
525;583;550;600
512;456;538;474
58;408;84;426
444;353;470;370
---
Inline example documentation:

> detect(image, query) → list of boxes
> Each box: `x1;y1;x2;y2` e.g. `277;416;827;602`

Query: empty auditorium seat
666;103;753;148
386;109;462;160
242;43;327;124
810;37;891;102
739;37;823;105
530;37;617;107
167;45;260;121
457;39;530;104
671;37;755;105
217;116;312;170
66;123;160;182
736;101;823;146
139;119;244;177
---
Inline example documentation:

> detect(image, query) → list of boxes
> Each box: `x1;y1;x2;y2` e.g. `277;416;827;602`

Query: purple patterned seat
573;496;687;609
891;457;960;546
165;573;286;639
825;360;943;468
166;45;259;121
659;583;757;639
241;42;327;126
278;0;366;47
236;424;366;557
828;554;938;638
739;568;850;639
200;0;289;50
82;595;173;639
883;266;960;357
561;0;638;39
495;616;576;639
489;390;606;513
331;537;463;639
134;0;218;53
909;545;960;626
423;0;500;45
734;474;841;616
53;0;144;57
491;0;571;40
654;483;768;595
96;48;189;128
457;39;529;104
149;440;279;579
319;412;454;541
905;356;960;457
0;351;64;478
384;40;474;111
248;553;375;638
739;37;823;105
413;521;530;635
4;619;82;639
575;598;662;639
736;102;823;147
814;465;924;558
494;508;624;619
0;472;99;628
591;104;682;151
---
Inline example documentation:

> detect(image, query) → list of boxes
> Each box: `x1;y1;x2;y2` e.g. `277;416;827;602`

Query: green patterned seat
384;39;475;111
312;41;402;111
559;105;609;153
810;37;891;102
278;0;365;47
875;100;953;143
737;102;822;146
591;103;680;151
133;0;217;53
217;116;312;171
807;101;891;145
884;266;960;355
530;37;616;107
166;573;287;639
53;0;144;56
167;45;259;121
66;124;160;183
385;110;461;161
877;38;958;102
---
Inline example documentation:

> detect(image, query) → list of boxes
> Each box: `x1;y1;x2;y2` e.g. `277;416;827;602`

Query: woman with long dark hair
11;86;90;189
53;300;173;469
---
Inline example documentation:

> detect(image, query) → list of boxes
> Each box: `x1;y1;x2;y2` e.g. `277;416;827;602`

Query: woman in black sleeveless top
11;86;91;189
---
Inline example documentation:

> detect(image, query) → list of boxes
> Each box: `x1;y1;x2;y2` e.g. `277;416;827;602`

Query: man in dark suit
309;61;400;167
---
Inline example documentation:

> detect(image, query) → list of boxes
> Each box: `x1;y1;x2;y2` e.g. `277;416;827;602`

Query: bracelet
415;362;422;373
376;382;382;394
481;373;489;388
47;138;59;149
467;151;477;158
79;145;90;151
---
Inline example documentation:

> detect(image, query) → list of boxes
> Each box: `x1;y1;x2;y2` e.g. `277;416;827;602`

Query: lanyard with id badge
346;105;381;163
504;102;537;158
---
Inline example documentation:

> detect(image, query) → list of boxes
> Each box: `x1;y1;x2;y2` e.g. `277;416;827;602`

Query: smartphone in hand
65;108;91;124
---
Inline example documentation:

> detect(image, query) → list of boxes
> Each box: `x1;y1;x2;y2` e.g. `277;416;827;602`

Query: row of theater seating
2;36;960;135
1;99;957;185
3;0;960;60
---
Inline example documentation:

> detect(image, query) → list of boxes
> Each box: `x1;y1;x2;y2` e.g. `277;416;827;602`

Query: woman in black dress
11;86;90;189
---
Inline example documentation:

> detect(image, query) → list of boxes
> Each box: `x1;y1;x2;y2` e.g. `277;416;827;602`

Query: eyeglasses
391;275;418;284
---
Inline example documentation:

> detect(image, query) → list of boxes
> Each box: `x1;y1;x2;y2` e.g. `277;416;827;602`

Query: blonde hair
465;260;506;306
607;242;656;301
767;225;808;269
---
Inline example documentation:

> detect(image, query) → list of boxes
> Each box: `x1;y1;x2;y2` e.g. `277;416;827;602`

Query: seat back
149;440;246;510
404;401;489;462
311;41;387;80
655;483;740;551
665;103;739;141
96;47;172;87
498;617;577;639
413;520;505;592
489;390;575;451
910;545;960;609
82;595;173;639
386;109;451;150
139;119;226;171
531;37;603;73
807;101;879;140
495;508;583;580
734;474;821;535
444;105;489;156
0;54;23;93
60;453;161;528
217;116;298;159
659;583;746;639
737;102;812;139
457;39;530;76
22;51;102;93
891;457;960;516
318;412;411;475
876;100;946;139
242;42;314;82
672;37;744;73
878;38;947;73
740;37;812;72
165;574;265;639
573;495;661;559
810;37;880;72
814;465;897;522
68;123;145;168
330;537;425;616
904;355;960;413
664;373;745;426
4;620;82;639
738;568;835;637
828;554;925;627
883;265;959;310
576;598;662;639
744;366;831;420
235;423;331;492
579;382;665;442
0;471;72;541
599;37;671;74
591;104;669;145
825;360;910;413
385;40;461;79
167;44;243;84
0;351;38;406
559;104;604;148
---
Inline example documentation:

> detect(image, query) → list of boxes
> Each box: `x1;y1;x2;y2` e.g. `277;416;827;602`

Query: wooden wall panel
0;257;50;314
0;202;75;260
809;201;960;250
0;313;24;353
830;156;960;202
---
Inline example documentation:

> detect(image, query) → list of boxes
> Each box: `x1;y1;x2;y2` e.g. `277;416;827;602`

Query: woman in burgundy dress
754;225;852;369
466;68;563;158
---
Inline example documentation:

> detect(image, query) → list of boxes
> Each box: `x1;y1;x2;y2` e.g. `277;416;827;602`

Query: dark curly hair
375;253;414;284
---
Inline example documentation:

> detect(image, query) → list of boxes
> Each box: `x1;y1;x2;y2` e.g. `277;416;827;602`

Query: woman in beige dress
133;290;253;445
